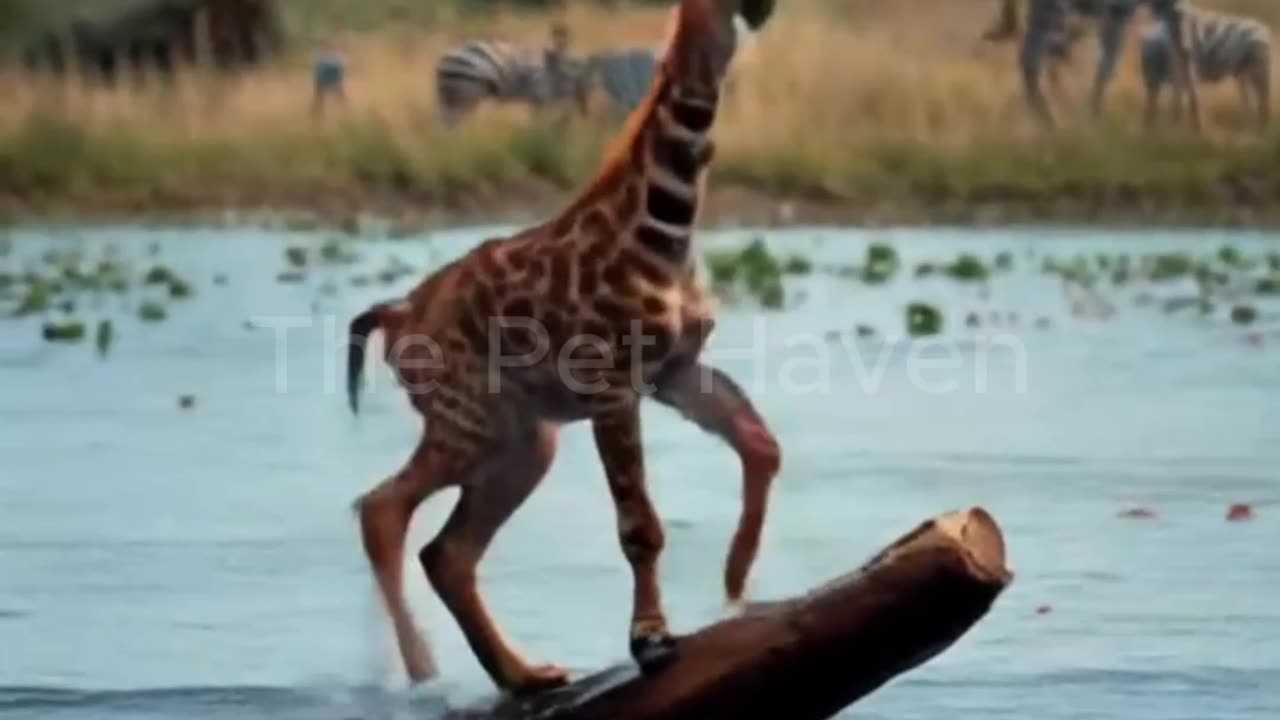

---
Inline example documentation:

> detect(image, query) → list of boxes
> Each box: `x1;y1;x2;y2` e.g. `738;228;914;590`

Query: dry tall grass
1;0;1278;220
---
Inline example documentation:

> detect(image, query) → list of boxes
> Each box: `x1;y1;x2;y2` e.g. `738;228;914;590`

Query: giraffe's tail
347;303;387;415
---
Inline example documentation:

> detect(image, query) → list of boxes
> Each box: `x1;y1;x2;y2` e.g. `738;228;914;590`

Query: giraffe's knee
419;537;476;594
735;416;782;480
619;509;665;565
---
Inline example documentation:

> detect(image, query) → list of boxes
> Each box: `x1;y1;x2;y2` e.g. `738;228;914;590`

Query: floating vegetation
994;251;1014;272
1145;253;1194;282
178;394;196;410
914;262;936;278
95;319;114;357
284;246;309;268
1269;253;1280;272
1217;245;1245;268
1035;316;1052;330
782;255;813;276
375;256;418;286
142;265;178;286
167;277;193;299
42;320;86;343
855;324;876;338
276;270;307;284
138;301;168;323
13;281;52;316
319;237;361;265
1256;277;1280;296
349;275;372;287
906;302;943;337
757;280;785;310
860;242;900;285
1230;305;1258;326
704;238;787;309
944;254;989;283
965;311;981;329
213;273;229;286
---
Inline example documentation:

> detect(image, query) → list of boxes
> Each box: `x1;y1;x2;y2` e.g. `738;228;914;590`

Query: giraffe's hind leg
355;435;448;683
652;362;781;604
417;418;568;694
592;405;674;672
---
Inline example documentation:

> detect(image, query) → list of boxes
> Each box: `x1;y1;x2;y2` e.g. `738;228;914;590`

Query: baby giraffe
345;0;780;694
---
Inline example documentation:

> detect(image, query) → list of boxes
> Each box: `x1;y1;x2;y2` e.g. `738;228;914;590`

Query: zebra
982;0;1200;130
1139;4;1271;130
433;24;588;128
581;47;661;117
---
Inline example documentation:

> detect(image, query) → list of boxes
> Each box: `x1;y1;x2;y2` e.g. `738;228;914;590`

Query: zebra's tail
347;301;392;415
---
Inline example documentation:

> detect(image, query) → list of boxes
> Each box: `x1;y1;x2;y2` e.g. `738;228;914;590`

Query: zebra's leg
1019;20;1055;128
1145;79;1164;129
982;0;1020;43
1255;59;1272;130
1089;10;1129;122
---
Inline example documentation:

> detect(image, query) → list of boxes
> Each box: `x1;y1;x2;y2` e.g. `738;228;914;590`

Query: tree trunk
458;506;1013;720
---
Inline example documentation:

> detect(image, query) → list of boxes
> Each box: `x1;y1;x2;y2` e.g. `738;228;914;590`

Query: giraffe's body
348;0;780;694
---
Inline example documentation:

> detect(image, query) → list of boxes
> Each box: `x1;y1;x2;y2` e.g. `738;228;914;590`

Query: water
1;224;1278;720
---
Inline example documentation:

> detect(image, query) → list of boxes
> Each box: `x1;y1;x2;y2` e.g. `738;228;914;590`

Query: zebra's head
660;0;776;95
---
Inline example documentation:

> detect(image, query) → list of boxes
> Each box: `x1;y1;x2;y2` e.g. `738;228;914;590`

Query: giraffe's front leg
592;406;675;672
652;361;781;603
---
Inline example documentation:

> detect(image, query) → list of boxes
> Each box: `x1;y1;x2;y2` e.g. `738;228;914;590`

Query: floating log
459;507;1012;720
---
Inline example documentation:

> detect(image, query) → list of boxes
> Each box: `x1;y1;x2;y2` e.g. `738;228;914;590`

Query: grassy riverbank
2;0;1279;227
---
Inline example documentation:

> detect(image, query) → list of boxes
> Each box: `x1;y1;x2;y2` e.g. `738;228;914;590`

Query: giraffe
345;0;780;695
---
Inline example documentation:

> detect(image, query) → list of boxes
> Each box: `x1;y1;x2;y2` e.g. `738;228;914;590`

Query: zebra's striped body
1140;4;1271;128
434;40;588;127
583;47;661;117
987;0;1199;129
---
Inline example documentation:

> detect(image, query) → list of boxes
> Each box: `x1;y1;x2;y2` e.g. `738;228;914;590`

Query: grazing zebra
982;0;1200;130
582;47;661;117
434;25;588;127
1139;5;1271;129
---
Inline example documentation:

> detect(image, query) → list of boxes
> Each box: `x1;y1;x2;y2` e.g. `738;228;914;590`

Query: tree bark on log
457;506;1013;720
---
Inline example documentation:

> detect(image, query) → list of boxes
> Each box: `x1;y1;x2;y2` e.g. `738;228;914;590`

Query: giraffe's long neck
613;74;720;269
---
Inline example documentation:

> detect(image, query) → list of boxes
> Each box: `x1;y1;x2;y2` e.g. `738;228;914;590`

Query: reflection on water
1;225;1278;720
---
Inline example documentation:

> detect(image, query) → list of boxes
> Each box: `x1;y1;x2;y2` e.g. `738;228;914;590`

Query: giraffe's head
660;0;776;95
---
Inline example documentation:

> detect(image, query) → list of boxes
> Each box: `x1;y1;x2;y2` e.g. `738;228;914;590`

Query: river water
1;224;1277;720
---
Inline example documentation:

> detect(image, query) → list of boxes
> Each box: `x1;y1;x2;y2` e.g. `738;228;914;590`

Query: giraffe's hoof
630;631;677;673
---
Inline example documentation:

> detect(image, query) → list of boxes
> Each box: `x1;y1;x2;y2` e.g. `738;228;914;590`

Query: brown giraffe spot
593;296;634;328
601;263;630;292
620;248;671;287
580;318;615;345
577;266;600;297
458;312;490;352
506;246;531;272
580;209;615;240
475;239;503;276
641;296;667;316
541;309;569;347
549;254;572;305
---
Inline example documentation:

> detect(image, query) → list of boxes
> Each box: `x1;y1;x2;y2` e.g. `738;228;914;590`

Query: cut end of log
934;506;1013;584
